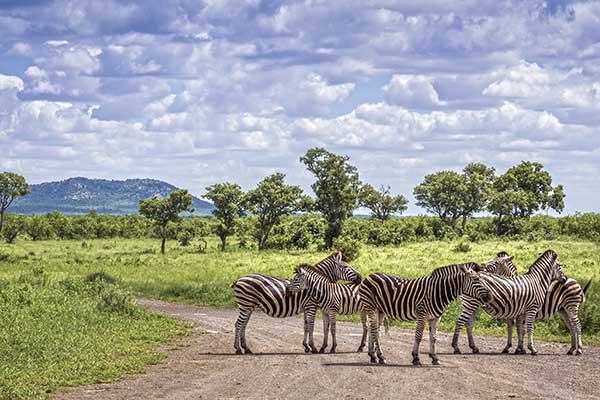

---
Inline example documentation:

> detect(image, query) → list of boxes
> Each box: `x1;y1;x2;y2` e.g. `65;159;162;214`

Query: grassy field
0;269;189;400
1;237;599;347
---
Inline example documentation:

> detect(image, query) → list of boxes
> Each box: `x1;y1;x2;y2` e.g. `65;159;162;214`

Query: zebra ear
459;264;471;274
335;251;343;262
505;255;514;262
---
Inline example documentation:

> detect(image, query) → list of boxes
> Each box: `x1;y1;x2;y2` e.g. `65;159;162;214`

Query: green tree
244;173;308;250
360;184;408;220
139;190;194;254
47;210;71;239
203;183;245;251
459;163;496;232
1;214;26;243
25;215;52;241
300;148;361;248
0;172;30;234
414;171;465;228
489;161;565;234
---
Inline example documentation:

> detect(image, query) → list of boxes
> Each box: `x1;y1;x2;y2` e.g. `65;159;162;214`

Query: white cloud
383;74;443;108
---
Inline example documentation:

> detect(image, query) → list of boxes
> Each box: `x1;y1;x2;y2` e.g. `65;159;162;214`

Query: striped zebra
468;250;567;355
287;264;367;353
231;252;361;355
359;263;492;365
453;251;590;355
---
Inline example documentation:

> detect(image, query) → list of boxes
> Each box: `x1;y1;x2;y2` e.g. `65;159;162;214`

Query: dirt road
57;300;600;400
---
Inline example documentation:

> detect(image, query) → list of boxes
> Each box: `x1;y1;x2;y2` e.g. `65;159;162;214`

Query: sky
1;0;599;215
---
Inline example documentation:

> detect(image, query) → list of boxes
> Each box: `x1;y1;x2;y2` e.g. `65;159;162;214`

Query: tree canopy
300;148;361;248
360;184;408;220
244;173;308;250
0;172;30;233
203;182;245;251
139;189;194;254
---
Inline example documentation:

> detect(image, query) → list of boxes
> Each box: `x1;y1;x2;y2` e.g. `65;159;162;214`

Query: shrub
453;241;471;253
333;236;361;262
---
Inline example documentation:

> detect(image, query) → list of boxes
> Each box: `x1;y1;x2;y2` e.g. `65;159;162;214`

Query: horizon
1;1;600;215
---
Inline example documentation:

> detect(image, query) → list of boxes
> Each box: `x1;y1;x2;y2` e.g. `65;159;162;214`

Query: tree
489;161;565;234
203;183;245;251
414;164;496;233
459;163;496;232
414;171;465;228
139;190;194;254
360;184;408;220
300;148;361;248
25;215;52;241
244;173;308;250
1;214;26;243
0;172;30;234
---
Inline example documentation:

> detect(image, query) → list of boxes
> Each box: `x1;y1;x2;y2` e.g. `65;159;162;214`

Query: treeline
3;211;600;247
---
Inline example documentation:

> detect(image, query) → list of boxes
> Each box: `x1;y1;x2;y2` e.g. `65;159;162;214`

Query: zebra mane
430;262;478;277
294;263;313;274
526;249;558;273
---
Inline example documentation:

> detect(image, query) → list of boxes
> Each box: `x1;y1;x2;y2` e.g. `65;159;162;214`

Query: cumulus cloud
383;74;443;108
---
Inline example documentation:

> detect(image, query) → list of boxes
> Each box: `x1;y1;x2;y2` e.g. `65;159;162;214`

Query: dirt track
56;300;600;400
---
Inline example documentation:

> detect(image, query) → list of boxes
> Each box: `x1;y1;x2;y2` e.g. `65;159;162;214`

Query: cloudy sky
1;0;599;214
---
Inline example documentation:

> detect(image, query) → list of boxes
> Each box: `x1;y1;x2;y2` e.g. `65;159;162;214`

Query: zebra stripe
475;250;566;355
231;252;360;354
453;251;587;355
288;264;367;353
359;263;491;365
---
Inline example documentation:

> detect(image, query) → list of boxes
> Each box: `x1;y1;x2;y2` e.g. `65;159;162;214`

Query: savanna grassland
2;236;599;349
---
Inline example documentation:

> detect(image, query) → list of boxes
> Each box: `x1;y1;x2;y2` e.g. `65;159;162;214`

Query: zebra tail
383;317;390;335
582;279;592;295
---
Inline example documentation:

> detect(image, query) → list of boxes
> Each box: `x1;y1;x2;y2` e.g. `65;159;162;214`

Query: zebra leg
466;313;480;354
429;317;441;365
235;307;253;354
366;310;380;363
451;313;467;354
558;309;577;355
357;311;367;353
329;312;338;353
320;312;330;353
515;316;525;354
502;319;514;354
412;319;426;366
304;306;319;353
525;310;538;355
564;308;583;356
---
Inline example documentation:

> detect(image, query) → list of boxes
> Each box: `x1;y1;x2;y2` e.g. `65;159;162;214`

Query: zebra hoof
311;348;319;354
575;349;583;356
431;359;441;366
378;358;386;365
501;348;510;354
567;349;574;355
472;347;480;354
244;349;253;354
329;348;336;354
529;347;537;356
319;348;326;354
453;348;461;354
304;347;311;353
369;356;377;364
235;349;243;355
514;347;525;355
412;358;421;366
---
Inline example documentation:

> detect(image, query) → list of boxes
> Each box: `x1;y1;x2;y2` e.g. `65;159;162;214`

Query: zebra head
286;264;311;296
460;264;493;304
328;251;362;284
480;253;515;277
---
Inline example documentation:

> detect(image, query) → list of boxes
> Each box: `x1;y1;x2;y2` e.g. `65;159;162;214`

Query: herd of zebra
231;250;590;366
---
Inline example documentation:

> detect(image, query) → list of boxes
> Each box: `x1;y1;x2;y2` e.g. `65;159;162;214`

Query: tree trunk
161;236;166;254
220;234;227;251
460;215;468;236
0;210;4;234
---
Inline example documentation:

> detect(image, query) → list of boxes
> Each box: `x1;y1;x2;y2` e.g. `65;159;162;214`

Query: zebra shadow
199;351;359;357
322;362;456;368
436;351;559;357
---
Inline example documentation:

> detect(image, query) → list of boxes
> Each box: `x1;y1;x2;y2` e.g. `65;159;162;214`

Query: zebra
231;252;361;355
467;250;567;355
453;251;590;355
359;263;492;365
287;263;367;354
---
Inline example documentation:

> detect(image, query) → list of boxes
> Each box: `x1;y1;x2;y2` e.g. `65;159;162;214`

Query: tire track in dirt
56;300;600;400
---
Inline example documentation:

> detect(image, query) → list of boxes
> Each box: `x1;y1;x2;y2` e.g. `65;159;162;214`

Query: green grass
0;271;189;400
1;237;599;350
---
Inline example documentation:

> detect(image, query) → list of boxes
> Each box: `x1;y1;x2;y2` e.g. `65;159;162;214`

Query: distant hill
10;177;214;215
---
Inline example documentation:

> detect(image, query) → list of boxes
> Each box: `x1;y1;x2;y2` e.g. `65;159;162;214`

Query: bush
453;241;472;253
333;236;361;262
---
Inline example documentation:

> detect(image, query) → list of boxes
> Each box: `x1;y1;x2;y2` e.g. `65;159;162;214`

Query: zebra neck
304;269;330;301
311;257;335;281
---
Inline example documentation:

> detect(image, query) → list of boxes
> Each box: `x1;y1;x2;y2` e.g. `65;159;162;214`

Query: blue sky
1;0;599;214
